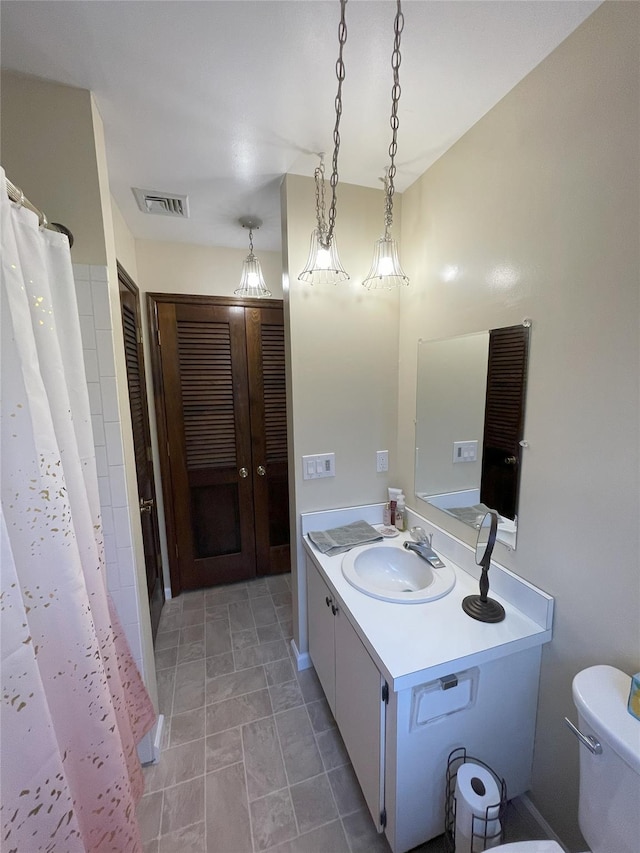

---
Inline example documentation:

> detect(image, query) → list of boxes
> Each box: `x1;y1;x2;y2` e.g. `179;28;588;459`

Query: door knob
140;498;154;513
504;456;518;465
257;465;266;476
239;467;249;478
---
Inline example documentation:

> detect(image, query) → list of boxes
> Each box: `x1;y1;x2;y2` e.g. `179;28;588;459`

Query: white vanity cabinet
306;557;386;830
303;530;553;853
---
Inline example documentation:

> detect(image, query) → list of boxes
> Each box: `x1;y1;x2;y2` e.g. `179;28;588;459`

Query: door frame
146;292;287;597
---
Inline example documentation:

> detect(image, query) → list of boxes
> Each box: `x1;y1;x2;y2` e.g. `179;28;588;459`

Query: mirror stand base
462;595;506;623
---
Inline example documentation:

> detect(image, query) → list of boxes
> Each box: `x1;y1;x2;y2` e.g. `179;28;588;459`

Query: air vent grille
132;187;190;218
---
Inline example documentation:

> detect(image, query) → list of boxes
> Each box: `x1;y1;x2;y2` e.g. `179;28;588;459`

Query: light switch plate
302;453;336;480
452;440;478;463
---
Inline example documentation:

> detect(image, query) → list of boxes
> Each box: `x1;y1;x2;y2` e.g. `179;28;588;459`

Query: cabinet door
335;611;385;831
306;560;336;712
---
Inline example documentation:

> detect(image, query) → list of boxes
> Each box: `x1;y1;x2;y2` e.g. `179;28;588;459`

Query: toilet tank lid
572;665;640;775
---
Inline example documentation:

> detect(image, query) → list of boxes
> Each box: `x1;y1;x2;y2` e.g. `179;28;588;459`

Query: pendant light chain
316;0;348;251
385;0;404;238
326;0;347;248
248;227;254;255
314;158;327;238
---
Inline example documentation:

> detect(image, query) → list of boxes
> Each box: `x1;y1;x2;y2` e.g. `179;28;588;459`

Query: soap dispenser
395;493;406;531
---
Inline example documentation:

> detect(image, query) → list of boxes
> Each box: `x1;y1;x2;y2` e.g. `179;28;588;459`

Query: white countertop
302;513;553;693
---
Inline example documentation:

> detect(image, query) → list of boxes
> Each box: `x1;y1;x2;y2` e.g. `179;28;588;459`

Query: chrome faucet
403;538;446;568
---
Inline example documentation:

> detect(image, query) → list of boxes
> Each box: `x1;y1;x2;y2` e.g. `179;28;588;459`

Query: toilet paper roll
454;762;502;852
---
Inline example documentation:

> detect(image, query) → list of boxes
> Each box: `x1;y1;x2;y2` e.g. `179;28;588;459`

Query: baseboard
140;714;166;766
290;638;312;671
153;713;165;762
512;794;568;851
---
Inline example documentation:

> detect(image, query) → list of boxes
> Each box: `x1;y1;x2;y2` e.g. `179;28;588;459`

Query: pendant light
363;0;409;290
298;0;349;285
235;216;272;298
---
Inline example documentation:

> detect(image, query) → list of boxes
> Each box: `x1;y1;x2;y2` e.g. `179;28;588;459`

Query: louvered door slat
261;324;288;464
177;320;237;471
122;304;149;484
483;326;529;453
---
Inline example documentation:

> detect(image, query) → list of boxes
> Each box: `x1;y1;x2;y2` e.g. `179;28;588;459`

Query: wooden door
246;307;290;575
149;295;289;594
480;324;530;519
118;264;165;639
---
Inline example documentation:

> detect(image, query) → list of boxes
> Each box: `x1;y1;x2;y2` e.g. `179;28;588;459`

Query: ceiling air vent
132;187;190;218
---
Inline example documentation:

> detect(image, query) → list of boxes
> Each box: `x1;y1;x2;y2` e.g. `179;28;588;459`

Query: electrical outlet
376;450;389;472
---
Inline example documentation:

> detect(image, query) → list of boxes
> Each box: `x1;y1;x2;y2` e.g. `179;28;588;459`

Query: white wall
396;4;639;848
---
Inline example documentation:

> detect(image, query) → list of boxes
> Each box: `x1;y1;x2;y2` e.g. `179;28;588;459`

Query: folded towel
308;519;382;556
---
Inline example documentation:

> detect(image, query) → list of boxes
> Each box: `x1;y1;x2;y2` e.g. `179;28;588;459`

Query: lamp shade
298;229;349;285
362;235;409;290
235;251;271;298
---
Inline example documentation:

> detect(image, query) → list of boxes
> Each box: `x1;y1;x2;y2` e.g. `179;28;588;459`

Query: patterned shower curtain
0;168;156;852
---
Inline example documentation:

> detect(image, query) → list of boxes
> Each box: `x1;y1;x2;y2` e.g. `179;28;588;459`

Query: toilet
493;665;640;853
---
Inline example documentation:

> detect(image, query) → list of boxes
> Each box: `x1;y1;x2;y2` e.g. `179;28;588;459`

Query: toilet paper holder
444;747;507;852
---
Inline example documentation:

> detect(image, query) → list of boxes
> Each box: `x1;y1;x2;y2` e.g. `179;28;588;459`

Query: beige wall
1;71;106;265
112;197;139;282
135;238;283;298
397;3;639;848
282;173;401;656
416;332;488;496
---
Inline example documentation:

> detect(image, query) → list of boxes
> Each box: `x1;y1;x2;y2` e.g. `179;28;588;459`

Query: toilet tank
572;665;640;853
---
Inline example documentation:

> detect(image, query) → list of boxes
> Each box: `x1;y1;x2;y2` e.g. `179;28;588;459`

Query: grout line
239;702;257;852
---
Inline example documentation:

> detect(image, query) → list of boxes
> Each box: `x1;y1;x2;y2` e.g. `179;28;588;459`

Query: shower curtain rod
6;176;48;226
5;176;74;246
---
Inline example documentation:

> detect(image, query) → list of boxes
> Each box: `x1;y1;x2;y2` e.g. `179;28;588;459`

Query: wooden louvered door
246;307;290;575
480;324;530;519
151;296;289;593
118;266;164;638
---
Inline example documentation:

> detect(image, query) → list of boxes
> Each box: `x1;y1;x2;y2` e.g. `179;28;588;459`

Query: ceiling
1;1;600;252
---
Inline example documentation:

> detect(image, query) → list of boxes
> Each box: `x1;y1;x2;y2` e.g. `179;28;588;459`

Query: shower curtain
0;168;156;852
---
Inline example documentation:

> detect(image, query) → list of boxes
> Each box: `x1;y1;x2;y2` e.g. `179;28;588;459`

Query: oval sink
342;544;456;603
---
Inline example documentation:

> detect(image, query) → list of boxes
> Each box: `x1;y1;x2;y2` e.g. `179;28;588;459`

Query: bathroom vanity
301;506;553;853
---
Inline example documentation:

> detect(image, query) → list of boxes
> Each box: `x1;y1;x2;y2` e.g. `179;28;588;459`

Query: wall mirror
415;322;530;548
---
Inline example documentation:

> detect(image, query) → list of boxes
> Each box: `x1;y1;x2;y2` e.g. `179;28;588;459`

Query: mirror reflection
415;324;530;548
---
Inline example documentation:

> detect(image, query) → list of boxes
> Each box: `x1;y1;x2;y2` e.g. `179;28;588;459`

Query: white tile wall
73;264;155;762
74;264;155;763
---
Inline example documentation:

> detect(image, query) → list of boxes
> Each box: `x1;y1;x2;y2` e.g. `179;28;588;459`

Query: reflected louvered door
157;302;256;590
480;324;529;519
246;307;290;575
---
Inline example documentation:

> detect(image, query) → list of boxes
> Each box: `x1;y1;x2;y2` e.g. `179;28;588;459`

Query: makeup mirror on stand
462;510;505;623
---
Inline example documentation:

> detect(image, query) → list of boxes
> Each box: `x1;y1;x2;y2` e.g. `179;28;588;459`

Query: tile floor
137;573;534;853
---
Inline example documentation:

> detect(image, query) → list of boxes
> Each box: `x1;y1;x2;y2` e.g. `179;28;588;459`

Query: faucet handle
409;526;432;547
